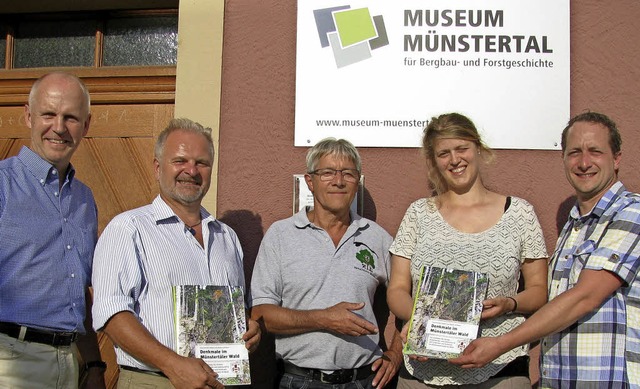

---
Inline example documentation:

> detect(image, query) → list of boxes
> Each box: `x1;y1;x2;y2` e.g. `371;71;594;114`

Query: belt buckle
319;369;353;384
319;371;335;384
51;332;76;346
51;332;62;346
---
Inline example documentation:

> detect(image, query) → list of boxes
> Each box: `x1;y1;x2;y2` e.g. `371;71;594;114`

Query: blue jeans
279;372;376;389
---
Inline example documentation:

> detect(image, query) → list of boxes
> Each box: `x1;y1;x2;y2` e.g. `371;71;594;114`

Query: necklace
185;219;201;236
186;220;201;228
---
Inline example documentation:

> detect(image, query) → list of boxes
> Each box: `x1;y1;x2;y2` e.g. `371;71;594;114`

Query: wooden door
0;103;172;229
0;69;175;388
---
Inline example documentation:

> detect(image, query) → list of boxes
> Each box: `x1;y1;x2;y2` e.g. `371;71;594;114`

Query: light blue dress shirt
0;146;98;333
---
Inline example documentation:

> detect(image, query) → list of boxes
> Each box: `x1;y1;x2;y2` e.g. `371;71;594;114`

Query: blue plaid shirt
0;146;97;333
541;182;640;388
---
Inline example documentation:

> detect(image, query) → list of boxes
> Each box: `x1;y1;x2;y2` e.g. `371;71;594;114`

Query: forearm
386;287;414;321
388;325;403;353
251;304;326;335
372;323;403;389
104;312;223;388
499;283;612;352
387;255;414;321
512;257;548;314
102;311;178;372
450;269;622;369
513;283;547;314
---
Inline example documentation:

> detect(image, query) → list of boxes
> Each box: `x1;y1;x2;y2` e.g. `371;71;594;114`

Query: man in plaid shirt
450;112;640;388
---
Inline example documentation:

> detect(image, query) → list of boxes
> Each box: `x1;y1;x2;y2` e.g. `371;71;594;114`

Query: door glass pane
14;19;95;68
0;28;5;68
103;16;178;66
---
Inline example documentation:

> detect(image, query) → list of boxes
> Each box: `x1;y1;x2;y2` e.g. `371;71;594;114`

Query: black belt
283;361;373;384
0;321;77;347
120;365;168;378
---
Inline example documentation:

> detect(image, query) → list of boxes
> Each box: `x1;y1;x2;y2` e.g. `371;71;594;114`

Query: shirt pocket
568;240;595;287
74;226;96;276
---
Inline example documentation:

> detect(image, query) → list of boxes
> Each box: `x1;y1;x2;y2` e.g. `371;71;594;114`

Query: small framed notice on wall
293;174;364;216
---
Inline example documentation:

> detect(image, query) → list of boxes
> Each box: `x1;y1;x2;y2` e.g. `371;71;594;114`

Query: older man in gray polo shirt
251;138;401;388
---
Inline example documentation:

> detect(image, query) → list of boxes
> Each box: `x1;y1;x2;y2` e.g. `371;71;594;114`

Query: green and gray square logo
313;6;389;68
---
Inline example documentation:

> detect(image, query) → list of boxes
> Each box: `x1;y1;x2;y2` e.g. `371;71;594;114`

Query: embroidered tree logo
356;249;375;271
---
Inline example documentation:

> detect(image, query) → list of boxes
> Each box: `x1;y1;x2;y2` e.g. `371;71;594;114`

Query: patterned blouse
390;196;547;385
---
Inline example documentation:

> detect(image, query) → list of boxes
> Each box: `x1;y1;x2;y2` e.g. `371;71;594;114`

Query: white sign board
295;1;569;149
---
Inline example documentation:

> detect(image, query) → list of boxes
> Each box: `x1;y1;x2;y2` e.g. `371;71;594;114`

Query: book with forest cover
173;285;250;385
404;266;489;359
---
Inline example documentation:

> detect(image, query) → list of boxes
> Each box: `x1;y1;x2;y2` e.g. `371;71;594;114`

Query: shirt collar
569;181;625;221
17;146;76;185
151;194;219;230
293;206;368;230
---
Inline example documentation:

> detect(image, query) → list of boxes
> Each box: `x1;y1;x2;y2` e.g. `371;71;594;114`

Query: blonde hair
422;113;495;195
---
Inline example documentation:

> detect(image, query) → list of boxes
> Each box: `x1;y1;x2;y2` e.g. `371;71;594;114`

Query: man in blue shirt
0;72;105;388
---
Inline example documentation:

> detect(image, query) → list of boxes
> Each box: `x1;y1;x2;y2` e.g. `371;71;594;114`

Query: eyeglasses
309;168;360;183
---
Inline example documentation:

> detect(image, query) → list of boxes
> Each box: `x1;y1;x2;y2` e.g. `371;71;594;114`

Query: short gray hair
155;118;215;160
306;137;361;173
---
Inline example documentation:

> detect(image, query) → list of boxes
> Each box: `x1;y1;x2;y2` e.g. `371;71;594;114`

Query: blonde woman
387;113;548;388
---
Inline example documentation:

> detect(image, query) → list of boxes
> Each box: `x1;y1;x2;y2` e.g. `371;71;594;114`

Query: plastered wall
216;1;640;387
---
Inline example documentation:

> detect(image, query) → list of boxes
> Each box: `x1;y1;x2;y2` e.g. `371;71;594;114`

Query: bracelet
85;360;107;370
506;296;518;314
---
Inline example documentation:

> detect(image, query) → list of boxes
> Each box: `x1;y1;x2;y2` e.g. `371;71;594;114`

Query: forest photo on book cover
406;266;488;356
176;285;246;357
